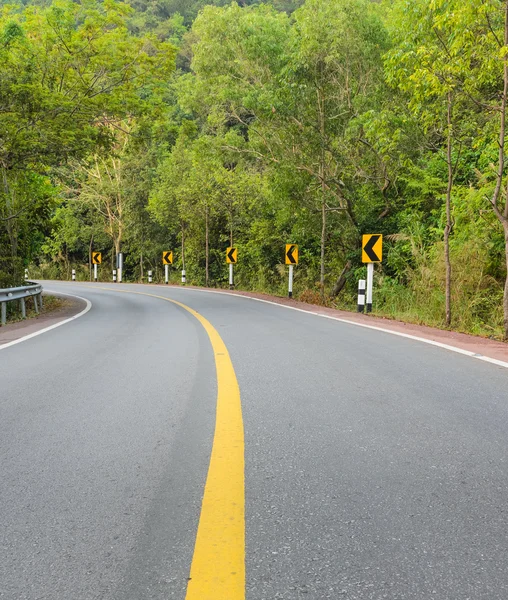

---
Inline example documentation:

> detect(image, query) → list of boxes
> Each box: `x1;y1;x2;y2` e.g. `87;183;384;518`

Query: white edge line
149;284;508;370
0;291;92;351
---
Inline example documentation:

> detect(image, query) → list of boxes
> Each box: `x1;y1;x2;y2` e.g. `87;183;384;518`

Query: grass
1;295;66;326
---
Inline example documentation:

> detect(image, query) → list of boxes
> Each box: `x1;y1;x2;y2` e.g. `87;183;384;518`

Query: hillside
2;0;508;340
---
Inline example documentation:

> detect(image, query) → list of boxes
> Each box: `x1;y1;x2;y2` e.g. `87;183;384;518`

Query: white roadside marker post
357;279;366;313
165;264;169;285
366;263;374;313
148;270;153;284
181;269;186;285
113;269;117;283
94;263;98;282
72;269;76;282
288;265;294;299
24;268;28;280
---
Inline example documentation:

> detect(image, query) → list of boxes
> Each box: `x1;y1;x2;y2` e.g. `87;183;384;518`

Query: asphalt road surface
1;281;508;600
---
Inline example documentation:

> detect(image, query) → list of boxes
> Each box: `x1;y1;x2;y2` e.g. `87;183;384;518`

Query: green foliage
3;0;508;338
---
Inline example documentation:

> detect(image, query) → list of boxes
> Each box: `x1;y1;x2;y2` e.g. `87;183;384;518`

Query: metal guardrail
0;282;43;325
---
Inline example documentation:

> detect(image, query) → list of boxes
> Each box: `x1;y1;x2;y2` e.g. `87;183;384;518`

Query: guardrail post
39;293;43;309
33;294;39;314
20;297;26;319
1;302;6;325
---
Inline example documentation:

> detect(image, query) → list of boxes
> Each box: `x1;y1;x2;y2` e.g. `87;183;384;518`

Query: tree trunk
89;234;94;282
320;193;326;298
504;225;508;340
491;1;508;340
318;86;326;299
330;261;352;297
205;205;209;287
181;222;186;272
444;93;453;327
2;169;19;283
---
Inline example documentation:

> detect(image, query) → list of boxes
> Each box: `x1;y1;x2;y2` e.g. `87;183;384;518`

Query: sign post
92;252;101;282
361;234;382;313
117;253;124;283
162;251;173;285
226;247;238;290
366;264;374;313
285;244;298;298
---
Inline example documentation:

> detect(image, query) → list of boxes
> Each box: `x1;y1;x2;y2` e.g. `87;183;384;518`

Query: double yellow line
88;286;245;599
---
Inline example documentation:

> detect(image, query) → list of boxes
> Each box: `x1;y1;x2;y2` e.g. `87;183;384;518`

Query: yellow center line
83;285;245;599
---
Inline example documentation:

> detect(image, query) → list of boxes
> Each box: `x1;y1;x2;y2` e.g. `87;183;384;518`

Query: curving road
1;281;508;600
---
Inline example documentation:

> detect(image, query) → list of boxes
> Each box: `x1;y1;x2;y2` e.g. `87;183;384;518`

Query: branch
1;208;25;221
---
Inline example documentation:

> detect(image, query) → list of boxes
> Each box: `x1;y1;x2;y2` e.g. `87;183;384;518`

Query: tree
184;0;386;297
384;0;469;326
0;0;175;283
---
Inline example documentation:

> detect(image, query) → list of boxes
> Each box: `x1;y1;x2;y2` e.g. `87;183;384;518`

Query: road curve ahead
1;281;508;600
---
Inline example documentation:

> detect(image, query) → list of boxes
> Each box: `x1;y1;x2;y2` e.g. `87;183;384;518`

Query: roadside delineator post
148;270;153;284
361;234;383;314
92;252;101;282
226;247;237;290
72;269;76;282
357;279;366;313
285;244;298;298
181;269;186;285
113;269;117;283
162;252;173;285
24;268;28;280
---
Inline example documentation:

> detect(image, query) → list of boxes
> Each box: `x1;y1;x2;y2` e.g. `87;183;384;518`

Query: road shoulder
0;294;87;346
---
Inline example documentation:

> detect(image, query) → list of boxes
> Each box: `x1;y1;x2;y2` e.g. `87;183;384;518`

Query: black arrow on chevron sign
92;252;101;264
163;252;172;264
227;248;237;263
286;245;297;264
363;235;381;262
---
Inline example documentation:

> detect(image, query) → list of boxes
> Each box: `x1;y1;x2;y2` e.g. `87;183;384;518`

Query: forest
2;0;508;339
